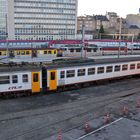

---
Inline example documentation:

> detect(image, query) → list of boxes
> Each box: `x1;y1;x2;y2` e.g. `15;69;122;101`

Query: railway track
2;84;140;140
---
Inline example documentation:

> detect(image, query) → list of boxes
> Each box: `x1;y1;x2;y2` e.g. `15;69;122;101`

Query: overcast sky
78;0;140;18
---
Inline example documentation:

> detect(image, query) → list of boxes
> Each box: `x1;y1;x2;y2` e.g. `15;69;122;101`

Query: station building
0;0;78;40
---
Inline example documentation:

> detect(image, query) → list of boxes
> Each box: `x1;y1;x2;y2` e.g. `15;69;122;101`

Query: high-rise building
0;0;8;40
0;0;78;40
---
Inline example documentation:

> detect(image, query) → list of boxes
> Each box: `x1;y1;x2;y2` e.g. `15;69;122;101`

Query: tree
98;25;105;39
99;25;105;34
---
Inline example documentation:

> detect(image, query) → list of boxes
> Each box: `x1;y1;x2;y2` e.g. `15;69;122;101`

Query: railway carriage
1;57;140;97
0;65;42;96
0;48;60;59
44;58;140;91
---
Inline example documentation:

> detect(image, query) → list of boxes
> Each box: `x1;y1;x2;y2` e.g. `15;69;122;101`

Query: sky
78;0;140;18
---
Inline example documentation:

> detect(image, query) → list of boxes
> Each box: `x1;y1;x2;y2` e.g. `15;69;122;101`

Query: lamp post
118;17;122;58
131;34;134;55
81;20;85;58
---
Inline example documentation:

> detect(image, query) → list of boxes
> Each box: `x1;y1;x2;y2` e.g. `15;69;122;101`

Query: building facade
0;0;8;40
0;0;78;40
126;14;140;28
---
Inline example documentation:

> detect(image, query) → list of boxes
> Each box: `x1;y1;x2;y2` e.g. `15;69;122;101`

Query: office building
0;0;78;40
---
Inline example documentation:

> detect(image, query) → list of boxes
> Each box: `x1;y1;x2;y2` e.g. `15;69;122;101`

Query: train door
32;72;40;93
49;70;57;90
42;67;47;90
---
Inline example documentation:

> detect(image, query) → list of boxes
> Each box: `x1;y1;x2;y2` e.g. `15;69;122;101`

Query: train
0;48;62;59
0;39;140;49
1;57;140;97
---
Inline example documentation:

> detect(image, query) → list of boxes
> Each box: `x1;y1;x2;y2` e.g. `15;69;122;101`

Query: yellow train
0;48;62;59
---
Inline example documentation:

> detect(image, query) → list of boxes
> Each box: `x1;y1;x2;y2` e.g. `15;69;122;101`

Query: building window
0;76;10;84
66;70;75;78
122;64;128;71
78;69;85;76
60;71;65;79
130;64;135;70
33;73;39;82
88;68;95;75
12;75;18;83
115;65;121;72
22;74;28;83
97;67;104;74
106;66;113;73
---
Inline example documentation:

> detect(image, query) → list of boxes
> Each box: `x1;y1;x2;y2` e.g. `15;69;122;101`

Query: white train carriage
0;65;42;95
45;58;140;91
60;44;101;57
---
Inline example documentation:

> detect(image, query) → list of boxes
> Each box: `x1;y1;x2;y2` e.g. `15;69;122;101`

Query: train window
16;51;20;55
21;51;25;55
78;69;85;76
66;70;75;78
130;64;135;70
3;52;6;55
51;72;55;80
115;65;121;72
87;49;91;52
60;71;65;79
137;63;140;69
0;52;2;55
44;51;47;54
54;50;56;54
0;76;10;84
76;49;81;52
48;51;51;54
12;75;18;83
122;64;128;71
70;49;74;52
26;51;30;55
88;68;95;75
22;74;28;83
106;66;113;73
97;67;104;74
33;73;39;82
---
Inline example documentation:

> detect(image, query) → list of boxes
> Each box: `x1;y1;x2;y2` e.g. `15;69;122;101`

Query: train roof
1;57;140;72
45;57;140;69
0;63;41;73
0;48;58;51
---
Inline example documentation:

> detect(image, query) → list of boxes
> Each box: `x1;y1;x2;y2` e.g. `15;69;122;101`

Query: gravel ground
0;77;140;140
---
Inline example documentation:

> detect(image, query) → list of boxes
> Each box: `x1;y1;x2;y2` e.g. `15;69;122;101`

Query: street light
81;20;85;58
131;34;134;55
118;17;122;58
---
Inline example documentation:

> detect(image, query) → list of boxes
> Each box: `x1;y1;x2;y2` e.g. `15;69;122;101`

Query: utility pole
118;17;122;58
81;20;85;58
5;14;9;58
131;34;134;55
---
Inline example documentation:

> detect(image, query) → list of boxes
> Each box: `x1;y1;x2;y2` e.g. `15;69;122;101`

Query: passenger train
0;48;62;59
1;57;140;97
